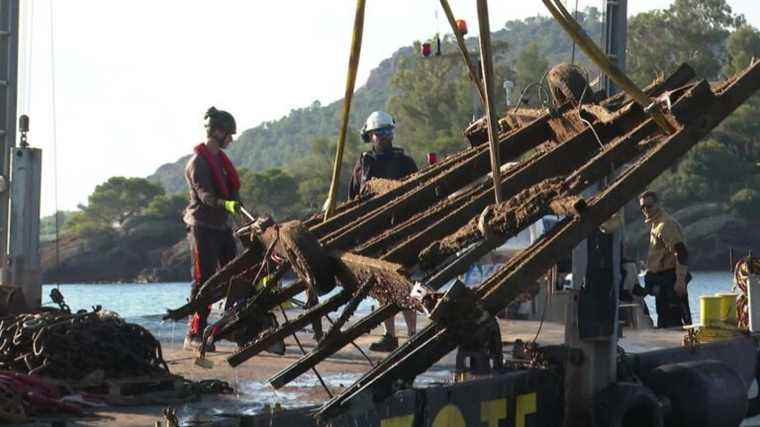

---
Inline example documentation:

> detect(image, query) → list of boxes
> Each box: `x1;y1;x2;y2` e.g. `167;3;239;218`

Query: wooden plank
381;80;700;267
214;279;306;342
338;252;415;306
601;63;695;110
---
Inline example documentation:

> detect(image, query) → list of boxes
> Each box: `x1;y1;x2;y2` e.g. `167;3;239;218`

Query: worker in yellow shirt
639;190;692;328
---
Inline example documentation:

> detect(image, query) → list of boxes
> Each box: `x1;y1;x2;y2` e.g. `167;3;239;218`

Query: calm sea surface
41;270;736;334
40;272;760;425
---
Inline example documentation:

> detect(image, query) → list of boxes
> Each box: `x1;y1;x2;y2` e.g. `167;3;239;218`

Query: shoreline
43;268;735;286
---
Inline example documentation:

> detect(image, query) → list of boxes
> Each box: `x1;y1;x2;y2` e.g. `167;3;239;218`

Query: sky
14;0;760;216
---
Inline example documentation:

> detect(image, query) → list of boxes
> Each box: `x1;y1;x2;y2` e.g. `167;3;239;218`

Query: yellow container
700;295;723;328
716;293;738;328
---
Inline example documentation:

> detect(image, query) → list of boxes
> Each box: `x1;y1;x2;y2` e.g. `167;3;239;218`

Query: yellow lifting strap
542;0;676;135
323;0;367;222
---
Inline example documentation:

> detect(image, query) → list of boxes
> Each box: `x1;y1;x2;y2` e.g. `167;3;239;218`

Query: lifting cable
49;0;62;288
323;0;366;222
542;0;676;134
570;0;579;65
19;0;34;115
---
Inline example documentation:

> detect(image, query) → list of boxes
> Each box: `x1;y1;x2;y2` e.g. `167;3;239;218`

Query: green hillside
148;10;604;194
44;1;760;283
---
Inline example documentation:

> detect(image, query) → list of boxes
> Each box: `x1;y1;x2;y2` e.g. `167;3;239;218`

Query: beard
643;206;660;221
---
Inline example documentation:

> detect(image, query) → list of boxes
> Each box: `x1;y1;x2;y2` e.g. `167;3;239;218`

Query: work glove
222;200;241;215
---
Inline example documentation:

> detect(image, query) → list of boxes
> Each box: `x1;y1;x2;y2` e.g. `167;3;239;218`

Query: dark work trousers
644;270;692;328
187;225;237;337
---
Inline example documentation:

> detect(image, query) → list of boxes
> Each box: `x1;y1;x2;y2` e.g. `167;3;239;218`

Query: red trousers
187;225;237;337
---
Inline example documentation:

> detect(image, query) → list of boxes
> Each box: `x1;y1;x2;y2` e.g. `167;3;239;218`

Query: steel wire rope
575;65;606;150
19;0;33;114
570;0;580;64
530;268;555;345
48;0;61;289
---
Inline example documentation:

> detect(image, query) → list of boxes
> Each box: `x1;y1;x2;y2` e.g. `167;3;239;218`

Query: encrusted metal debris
160;60;760;419
0;307;169;381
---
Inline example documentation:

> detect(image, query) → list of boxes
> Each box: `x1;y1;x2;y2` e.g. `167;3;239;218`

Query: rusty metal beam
163;248;265;321
228;288;354;367
311;147;478;236
168;68;692;323
228;251;415;366
268;239;493;389
320;116;555;251
419;81;704;267
317;61;760;416
256;67;706;387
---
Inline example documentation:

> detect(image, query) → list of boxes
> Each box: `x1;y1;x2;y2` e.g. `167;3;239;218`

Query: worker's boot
183;335;216;353
183;334;200;352
369;333;398;352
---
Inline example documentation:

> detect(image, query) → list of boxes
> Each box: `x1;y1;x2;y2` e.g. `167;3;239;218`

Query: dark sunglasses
371;127;394;138
640;203;656;210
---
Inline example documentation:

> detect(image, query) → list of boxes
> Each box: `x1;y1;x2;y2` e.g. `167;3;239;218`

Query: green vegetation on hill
148;9;605;195
641;3;760;215
44;1;760;282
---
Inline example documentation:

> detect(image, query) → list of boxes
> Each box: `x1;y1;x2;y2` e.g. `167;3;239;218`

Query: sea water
41;271;736;332
41;273;760;425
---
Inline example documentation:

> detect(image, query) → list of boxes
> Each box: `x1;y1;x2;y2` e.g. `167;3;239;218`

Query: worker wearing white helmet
349;111;418;352
349;111;418;198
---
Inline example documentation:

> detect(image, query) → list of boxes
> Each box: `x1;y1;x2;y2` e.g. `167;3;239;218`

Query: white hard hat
361;111;395;142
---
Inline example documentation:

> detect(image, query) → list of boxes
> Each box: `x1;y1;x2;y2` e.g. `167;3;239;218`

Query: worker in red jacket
182;106;242;352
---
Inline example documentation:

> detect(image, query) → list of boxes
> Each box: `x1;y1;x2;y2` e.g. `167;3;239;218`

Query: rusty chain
0;307;169;381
